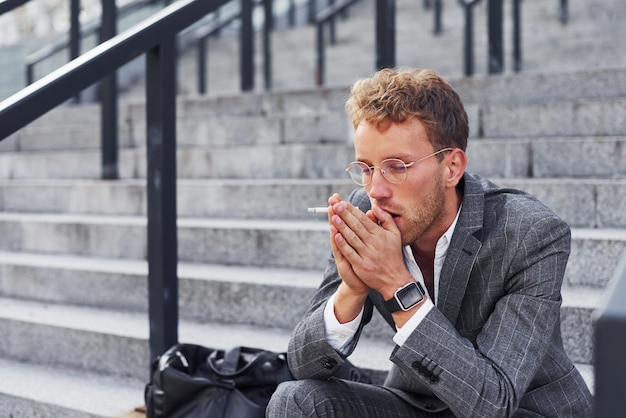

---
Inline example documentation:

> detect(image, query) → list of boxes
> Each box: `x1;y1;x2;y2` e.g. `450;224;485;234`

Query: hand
328;194;411;300
328;194;369;296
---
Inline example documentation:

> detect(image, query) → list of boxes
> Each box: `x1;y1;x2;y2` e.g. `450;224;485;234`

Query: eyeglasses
345;148;453;186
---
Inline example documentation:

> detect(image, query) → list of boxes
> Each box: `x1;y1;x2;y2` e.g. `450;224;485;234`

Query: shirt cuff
393;298;435;346
324;292;363;354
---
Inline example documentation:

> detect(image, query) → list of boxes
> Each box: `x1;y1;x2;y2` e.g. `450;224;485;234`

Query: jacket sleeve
388;213;573;417
287;188;374;380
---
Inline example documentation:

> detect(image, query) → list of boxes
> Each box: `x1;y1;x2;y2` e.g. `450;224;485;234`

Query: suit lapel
437;174;484;325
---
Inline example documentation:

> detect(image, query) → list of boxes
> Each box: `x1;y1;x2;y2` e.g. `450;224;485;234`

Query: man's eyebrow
355;155;413;164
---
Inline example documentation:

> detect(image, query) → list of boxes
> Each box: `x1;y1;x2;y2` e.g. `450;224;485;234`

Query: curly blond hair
345;68;468;151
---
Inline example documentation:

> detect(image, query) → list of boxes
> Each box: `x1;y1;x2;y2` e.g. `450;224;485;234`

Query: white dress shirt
324;208;461;353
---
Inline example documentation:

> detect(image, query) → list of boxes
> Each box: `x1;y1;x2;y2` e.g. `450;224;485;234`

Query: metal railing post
559;0;568;24
487;0;503;73
197;36;207;95
100;0;119;179
329;0;336;44
263;0;273;90
70;0;80;61
462;1;476;76
146;36;179;364
376;0;395;70
240;0;254;91
288;0;296;26
70;0;80;103
308;0;317;24
316;21;325;85
26;63;34;86
433;0;442;35
512;0;522;72
213;9;222;38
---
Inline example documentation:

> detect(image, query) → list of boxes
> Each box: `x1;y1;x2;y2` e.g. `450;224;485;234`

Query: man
266;68;592;417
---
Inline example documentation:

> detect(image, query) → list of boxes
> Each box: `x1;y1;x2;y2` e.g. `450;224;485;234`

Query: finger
344;202;385;236
332;202;376;243
330;224;360;267
370;206;398;232
330;226;361;282
331;211;367;256
327;193;342;223
332;227;362;262
328;193;342;206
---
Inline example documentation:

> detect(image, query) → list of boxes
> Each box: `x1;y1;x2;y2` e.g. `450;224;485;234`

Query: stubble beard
399;171;447;247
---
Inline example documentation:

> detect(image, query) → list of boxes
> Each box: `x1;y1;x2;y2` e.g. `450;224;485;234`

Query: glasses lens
346;162;371;186
381;159;408;184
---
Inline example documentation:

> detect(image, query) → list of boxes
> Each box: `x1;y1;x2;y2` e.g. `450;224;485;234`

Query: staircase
1;0;625;416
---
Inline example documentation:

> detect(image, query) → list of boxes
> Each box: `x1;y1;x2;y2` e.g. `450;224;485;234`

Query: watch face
397;282;424;309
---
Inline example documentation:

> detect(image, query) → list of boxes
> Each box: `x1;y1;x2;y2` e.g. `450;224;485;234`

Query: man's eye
386;163;406;172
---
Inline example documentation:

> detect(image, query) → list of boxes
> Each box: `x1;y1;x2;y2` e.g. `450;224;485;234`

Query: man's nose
367;168;391;199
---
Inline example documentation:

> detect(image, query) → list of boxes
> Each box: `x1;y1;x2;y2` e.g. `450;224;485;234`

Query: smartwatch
384;281;426;313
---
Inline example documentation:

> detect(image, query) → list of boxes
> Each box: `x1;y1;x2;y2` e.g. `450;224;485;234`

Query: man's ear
445;148;467;188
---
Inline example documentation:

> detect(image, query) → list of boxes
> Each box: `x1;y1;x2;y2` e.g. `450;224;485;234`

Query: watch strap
384;281;425;313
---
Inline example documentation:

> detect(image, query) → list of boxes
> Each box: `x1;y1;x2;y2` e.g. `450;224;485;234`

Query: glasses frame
345;148;454;186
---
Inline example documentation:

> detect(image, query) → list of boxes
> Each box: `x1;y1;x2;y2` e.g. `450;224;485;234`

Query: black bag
145;343;372;418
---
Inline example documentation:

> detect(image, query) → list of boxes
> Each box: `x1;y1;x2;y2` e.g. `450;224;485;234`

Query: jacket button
322;358;338;369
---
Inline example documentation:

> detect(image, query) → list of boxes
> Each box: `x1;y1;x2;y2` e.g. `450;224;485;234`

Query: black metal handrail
427;0;443;35
194;0;272;94
25;0;163;86
194;8;241;94
195;0;356;94
0;0;29;15
0;0;230;369
460;0;524;76
315;0;362;86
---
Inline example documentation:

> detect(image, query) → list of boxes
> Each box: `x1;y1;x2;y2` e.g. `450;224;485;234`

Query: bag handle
221;346;242;375
208;347;279;378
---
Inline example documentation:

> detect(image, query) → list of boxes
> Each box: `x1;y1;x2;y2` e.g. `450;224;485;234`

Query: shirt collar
402;205;463;301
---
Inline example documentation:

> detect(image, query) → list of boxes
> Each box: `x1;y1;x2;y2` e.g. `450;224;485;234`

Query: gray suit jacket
287;173;593;417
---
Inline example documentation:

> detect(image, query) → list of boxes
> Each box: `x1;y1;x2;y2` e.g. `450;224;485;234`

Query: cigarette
307;207;329;213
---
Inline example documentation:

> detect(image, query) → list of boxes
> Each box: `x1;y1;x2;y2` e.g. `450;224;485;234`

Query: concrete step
0;357;144;418
0;213;624;284
0;251;320;330
452;68;626;105
0;108;350;153
4;68;626;154
561;284;605;365
0;275;596;414
168;0;626;95
0;248;594;364
0;212;330;270
0;144;349;180
1;134;625;180
0;178;355;219
1;177;625;227
467;137;626;180
479;98;626;138
0;357;593;418
0;296;396;382
0;260;601;368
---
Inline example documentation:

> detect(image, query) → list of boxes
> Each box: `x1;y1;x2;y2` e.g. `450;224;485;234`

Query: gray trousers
266;378;447;418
